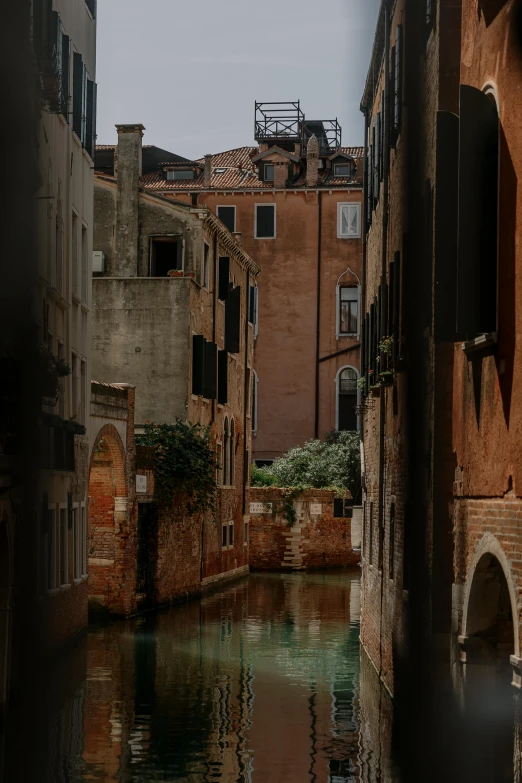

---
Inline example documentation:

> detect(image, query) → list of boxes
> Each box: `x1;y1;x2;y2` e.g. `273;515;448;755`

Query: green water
78;570;361;782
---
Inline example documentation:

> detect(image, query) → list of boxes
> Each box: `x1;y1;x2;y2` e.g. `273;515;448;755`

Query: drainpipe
361;108;369;447
314;191;323;439
242;272;250;514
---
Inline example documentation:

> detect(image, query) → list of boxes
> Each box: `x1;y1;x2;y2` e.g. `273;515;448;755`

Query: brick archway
88;425;129;615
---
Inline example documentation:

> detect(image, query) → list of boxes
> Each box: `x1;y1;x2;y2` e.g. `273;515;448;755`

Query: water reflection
3;571;519;782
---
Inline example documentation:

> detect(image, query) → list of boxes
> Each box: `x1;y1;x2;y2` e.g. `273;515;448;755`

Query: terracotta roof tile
140;145;364;192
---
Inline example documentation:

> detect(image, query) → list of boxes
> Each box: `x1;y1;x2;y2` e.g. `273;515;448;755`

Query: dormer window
166;169;195;181
264;164;275;181
334;161;355;178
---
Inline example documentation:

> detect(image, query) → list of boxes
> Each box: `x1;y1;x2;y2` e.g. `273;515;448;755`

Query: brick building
95;103;364;464
359;0;522;777
91;124;259;605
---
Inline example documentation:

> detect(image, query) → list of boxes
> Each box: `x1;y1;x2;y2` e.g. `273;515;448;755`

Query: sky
96;0;381;160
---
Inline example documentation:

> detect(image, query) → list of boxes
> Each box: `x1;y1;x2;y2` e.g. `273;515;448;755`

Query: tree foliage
251;431;361;502
137;420;217;515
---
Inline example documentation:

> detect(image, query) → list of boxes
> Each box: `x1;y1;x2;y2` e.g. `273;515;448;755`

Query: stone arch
0;512;12;715
462;532;519;660
88;424;128;615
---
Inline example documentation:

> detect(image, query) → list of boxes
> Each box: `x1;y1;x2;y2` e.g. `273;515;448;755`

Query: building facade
95;104;363;464
359;0;522;777
91;124;260;605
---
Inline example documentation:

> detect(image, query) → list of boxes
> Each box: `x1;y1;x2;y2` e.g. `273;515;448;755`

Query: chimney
306;134;319;188
114;124;145;277
204;154;212;188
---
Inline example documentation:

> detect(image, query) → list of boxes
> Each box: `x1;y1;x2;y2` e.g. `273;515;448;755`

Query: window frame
334;162;353;177
216;205;236;234
337;285;360;338
228;521;235;548
335;364;360;433
58;503;68;587
149;234;183;277
337;202;361;239
264;163;275;182
254;204;277;240
166;169;195;181
244;519;249;546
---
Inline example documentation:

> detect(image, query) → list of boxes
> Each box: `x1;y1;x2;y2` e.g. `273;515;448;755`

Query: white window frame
216;205;236;233
58;503;68;587
335;364;360;433
337;203;361;239
336;285;361;339
254;204;277;240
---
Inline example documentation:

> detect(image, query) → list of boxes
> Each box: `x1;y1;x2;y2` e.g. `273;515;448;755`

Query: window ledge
462;332;497;357
73;575;88;585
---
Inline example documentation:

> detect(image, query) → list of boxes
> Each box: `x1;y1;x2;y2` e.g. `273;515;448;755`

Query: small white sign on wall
310;503;322;516
136;474;148;494
250;502;272;514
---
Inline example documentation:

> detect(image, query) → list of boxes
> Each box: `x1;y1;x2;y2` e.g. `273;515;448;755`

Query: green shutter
72;53;83;138
203;342;217;400
192;335;205;396
218;257;230;301
225;286;241;354
218;350;228;405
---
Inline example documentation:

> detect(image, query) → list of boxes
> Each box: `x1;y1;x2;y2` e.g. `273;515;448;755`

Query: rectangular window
228;522;234;548
252;372;258;433
150;237;182;276
192;335;206;396
203;242;210;288
392;26;403;137
389;503;396;579
81;503;87;575
73;505;80;579
255;205;276;239
61;33;70;120
338;203;361;238
166;169;195;181
203;341;217;400
244;520;249;545
81;225;88;303
80;360;86;425
71;353;78;422
225;286;241;354
334;163;351;177
85;79;97;159
72;53;84;141
218;257;230;301
85;0;96;17
222;523;228;550
339;287;359;335
217;350;228;405
59;506;68;586
57;341;65;418
264;164;274;182
47;506;57;590
55;213;63;295
217;206;236;233
72;212;79;298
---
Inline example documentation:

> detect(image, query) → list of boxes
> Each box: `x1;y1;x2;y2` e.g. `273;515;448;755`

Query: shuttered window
86;79;97;158
203;342;217;400
72;53;84;139
374;113;381;202
392;26;403;138
218;257;230;301
225;286;241;354
218;350;228;405
61;34;70;120
192;335;205;396
338;204;361;238
255;205;276;239
366;142;373;226
217;206;236;233
457;86;499;337
249;285;256;324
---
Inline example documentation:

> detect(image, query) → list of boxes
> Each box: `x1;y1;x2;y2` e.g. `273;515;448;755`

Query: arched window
223;418;229;486
229;419;235;486
336;366;358;432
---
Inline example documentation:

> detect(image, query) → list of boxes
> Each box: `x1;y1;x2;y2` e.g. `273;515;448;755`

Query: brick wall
249;487;359;570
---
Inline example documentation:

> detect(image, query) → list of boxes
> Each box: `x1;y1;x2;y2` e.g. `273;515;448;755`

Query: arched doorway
0;515;11;721
336;366;359;432
462;551;516;781
87;426;127;614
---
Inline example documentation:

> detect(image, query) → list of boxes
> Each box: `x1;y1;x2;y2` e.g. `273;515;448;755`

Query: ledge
462;332;497;357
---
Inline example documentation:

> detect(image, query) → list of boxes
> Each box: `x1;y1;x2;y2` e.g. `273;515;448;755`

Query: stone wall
248;488;359;571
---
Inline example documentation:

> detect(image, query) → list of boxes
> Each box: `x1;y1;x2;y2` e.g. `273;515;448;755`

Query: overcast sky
96;0;380;159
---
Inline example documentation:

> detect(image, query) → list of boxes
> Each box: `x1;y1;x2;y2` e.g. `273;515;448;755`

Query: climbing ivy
136;420;217;515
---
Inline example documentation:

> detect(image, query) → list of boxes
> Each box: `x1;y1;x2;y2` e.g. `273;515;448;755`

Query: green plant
378;336;393;355
282;488;300;526
136;420;217;515
357;376;367;392
250;431;361;504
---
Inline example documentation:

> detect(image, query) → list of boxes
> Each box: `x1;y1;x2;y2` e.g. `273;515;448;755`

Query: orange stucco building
95;103;363;462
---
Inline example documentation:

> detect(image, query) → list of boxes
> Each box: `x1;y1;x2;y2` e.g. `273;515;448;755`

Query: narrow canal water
9;570;367;782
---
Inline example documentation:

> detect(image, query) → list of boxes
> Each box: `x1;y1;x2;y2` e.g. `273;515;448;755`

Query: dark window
264;164;274;181
334;162;352;177
203;243;210;288
338;368;358;432
255;459;273;468
249;285;256;323
228;523;234;547
366;141;373;227
225;286;241;354
223;418;229;486
218;257;230;300
229;419;235;486
85;79;97;158
457;86;499;337
72;53;84;139
339;287;358;335
374;113;381;202
255;205;276;238
392;26;403;139
85;0;96;17
217;206;236;233
166;170;195;181
333;498;354;518
150;238;181;276
203;342;217;400
61;34;70;120
192;335;205;396
218;350;228;405
222;524;228;548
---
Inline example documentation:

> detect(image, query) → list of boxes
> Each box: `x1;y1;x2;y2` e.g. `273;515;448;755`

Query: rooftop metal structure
254;101;342;154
